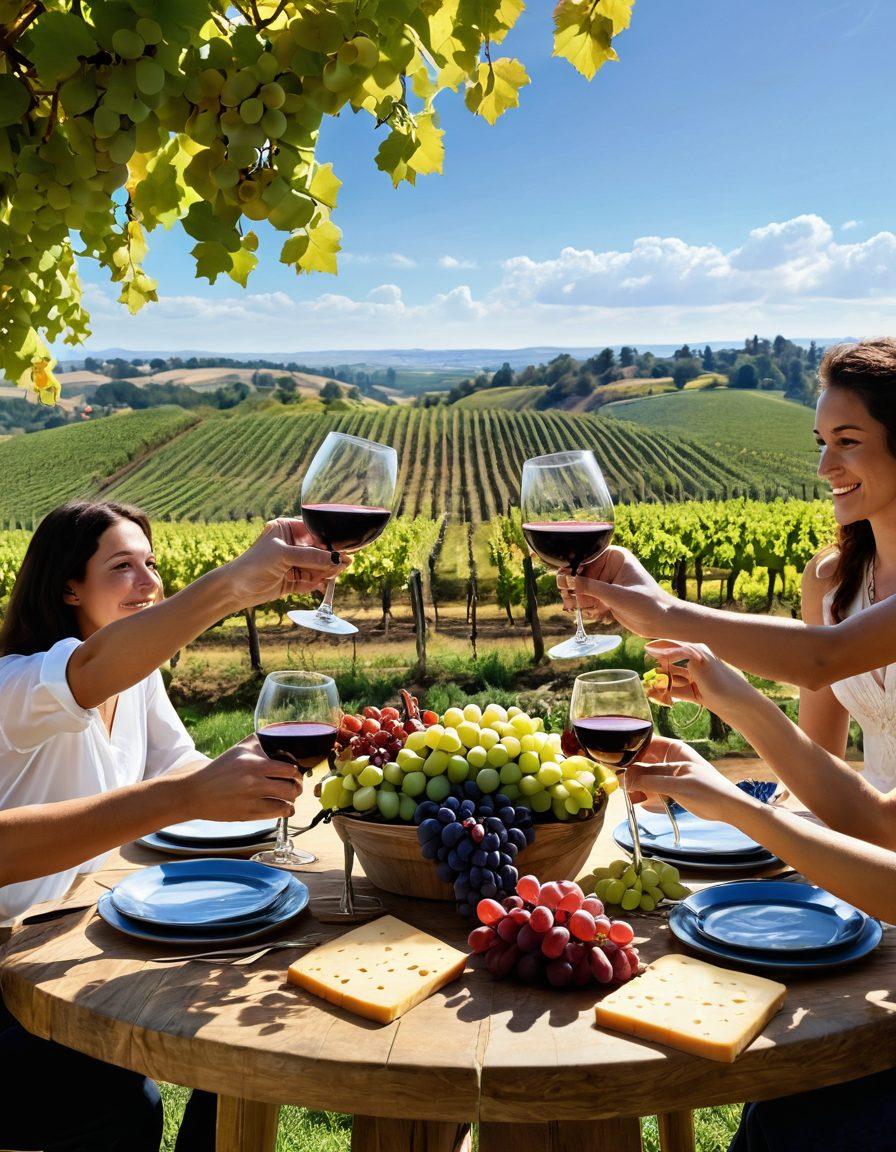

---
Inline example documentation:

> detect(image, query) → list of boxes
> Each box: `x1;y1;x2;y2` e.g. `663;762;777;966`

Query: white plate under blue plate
111;859;290;927
616;810;764;859
156;819;279;847
98;875;309;946
669;899;881;973
137;832;275;858
686;881;866;953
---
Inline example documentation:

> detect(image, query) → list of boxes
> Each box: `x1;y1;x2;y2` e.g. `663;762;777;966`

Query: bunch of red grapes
468;874;640;988
336;692;439;769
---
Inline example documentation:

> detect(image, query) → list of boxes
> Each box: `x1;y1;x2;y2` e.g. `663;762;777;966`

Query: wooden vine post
409;568;427;678
523;555;544;663
245;608;263;675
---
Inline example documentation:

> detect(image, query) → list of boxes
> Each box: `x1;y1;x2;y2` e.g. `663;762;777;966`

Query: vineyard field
0;404;820;529
0;407;199;528
455;386;548;410
604;389;817;460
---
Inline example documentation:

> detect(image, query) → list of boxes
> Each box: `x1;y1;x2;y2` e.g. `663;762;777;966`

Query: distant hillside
604;388;817;461
0;404;820;529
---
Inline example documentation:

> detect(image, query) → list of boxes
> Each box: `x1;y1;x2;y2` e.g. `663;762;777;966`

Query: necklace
869;559;876;605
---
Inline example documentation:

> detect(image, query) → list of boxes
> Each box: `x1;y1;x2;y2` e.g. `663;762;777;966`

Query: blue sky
77;0;896;353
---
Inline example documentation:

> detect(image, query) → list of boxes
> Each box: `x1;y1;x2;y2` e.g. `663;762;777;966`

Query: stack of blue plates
98;859;309;946
614;807;783;872
138;818;279;857
669;880;881;973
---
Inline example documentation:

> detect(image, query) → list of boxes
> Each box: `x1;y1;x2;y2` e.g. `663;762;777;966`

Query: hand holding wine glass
520;450;621;660
290;432;397;637
251;672;341;869
569;669;681;871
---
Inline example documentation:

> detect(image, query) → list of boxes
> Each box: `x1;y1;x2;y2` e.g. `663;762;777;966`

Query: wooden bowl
333;803;606;901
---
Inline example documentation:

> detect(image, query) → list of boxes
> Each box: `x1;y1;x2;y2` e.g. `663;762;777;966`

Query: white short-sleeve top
0;637;208;923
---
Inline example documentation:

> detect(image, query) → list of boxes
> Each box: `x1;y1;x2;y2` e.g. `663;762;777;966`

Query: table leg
478;1118;642;1152
351;1115;472;1151
216;1096;280;1152
658;1109;696;1152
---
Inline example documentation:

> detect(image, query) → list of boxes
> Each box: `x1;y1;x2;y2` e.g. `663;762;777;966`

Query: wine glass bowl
251;671;341;869
290;432;398;637
520;450;621;660
569;669;653;871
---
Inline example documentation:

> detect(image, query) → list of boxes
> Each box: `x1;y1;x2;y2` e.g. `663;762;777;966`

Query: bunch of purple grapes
415;783;535;917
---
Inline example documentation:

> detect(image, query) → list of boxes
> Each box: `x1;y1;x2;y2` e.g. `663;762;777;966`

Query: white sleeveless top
822;572;896;793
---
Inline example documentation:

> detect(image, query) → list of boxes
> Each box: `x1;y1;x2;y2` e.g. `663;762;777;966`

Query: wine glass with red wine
289;431;398;637
570;669;656;872
251;671;341;869
520;450;621;660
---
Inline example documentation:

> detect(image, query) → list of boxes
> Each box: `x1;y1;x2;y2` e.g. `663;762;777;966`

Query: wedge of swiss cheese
595;954;786;1063
288;915;467;1024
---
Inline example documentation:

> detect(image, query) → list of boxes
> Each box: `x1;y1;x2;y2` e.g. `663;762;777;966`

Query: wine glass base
548;633;622;660
288;609;358;636
251;848;318;869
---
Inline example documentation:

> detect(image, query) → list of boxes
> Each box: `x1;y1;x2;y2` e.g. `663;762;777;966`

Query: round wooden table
2;787;895;1152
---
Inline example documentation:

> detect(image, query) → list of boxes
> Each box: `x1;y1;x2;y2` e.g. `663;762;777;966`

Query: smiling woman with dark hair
0;500;346;1152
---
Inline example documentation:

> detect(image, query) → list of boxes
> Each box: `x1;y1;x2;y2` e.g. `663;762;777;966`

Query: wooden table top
2;780;895;1125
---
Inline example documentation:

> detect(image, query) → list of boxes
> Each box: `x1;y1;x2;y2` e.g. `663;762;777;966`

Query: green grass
455;385;548;409
159;1084;742;1150
604;388;817;461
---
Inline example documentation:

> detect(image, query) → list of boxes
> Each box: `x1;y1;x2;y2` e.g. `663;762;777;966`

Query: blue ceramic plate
137;832;275;858
98;875;309;946
156;819;279;847
620;809;764;859
669;900;881;973
687;881;866;953
110;859;290;927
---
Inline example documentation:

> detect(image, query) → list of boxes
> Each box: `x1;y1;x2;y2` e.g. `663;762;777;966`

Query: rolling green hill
0;402;820;528
604;388;817;460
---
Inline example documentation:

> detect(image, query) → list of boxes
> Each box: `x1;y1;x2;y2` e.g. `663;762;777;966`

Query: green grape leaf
308;162;341;210
192;240;234;284
375;125;420;187
228;234;259;287
0;75;30;127
598;0;635;33
553;1;619;80
410;111;444;176
24;11;99;84
118;272;158;314
464;57;529;123
182;199;240;242
130;139;200;230
457;0;526;43
280;215;342;275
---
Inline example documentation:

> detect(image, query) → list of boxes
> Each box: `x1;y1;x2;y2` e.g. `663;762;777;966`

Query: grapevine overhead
0;0;636;402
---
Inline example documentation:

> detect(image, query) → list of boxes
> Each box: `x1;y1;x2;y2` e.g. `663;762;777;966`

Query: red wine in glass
573;715;654;769
522;521;614;573
256;721;338;774
302;503;392;553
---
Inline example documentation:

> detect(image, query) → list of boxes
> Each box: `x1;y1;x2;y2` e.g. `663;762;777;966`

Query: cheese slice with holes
595;954;786;1063
287;915;468;1024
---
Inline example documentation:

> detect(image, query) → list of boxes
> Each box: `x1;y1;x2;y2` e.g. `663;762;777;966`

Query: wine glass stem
621;779;643;872
316;576;338;621
273;817;291;862
573;606;589;645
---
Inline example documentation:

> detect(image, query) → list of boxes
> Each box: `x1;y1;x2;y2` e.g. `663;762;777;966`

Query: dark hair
819;338;896;621
0;501;153;657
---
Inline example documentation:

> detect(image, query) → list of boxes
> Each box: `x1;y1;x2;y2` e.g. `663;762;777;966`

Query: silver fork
149;934;324;964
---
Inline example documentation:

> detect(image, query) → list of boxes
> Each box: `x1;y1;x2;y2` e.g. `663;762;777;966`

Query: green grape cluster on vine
0;0;635;403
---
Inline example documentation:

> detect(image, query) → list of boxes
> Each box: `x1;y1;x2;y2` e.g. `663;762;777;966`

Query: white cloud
438;255;478;269
69;214;896;350
842;219;862;231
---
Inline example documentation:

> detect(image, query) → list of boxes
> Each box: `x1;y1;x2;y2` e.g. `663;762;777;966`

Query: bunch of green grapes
579;858;691;913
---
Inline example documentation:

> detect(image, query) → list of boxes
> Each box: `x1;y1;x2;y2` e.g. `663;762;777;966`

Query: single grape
538;881;563;909
468;926;497;953
477;898;506;925
582;897;605;918
517;875;540;904
507;907;530;927
529;905;553;934
541;926;570;959
516;924;541;953
564;941;587;966
608;921;635;947
503;895;525;911
569;910;597;942
588;947;614;984
497;917;521;944
610;949;632;983
546;959;574;987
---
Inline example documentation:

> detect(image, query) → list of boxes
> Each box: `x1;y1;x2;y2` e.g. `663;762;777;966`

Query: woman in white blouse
0;498;344;1152
559;338;896;793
